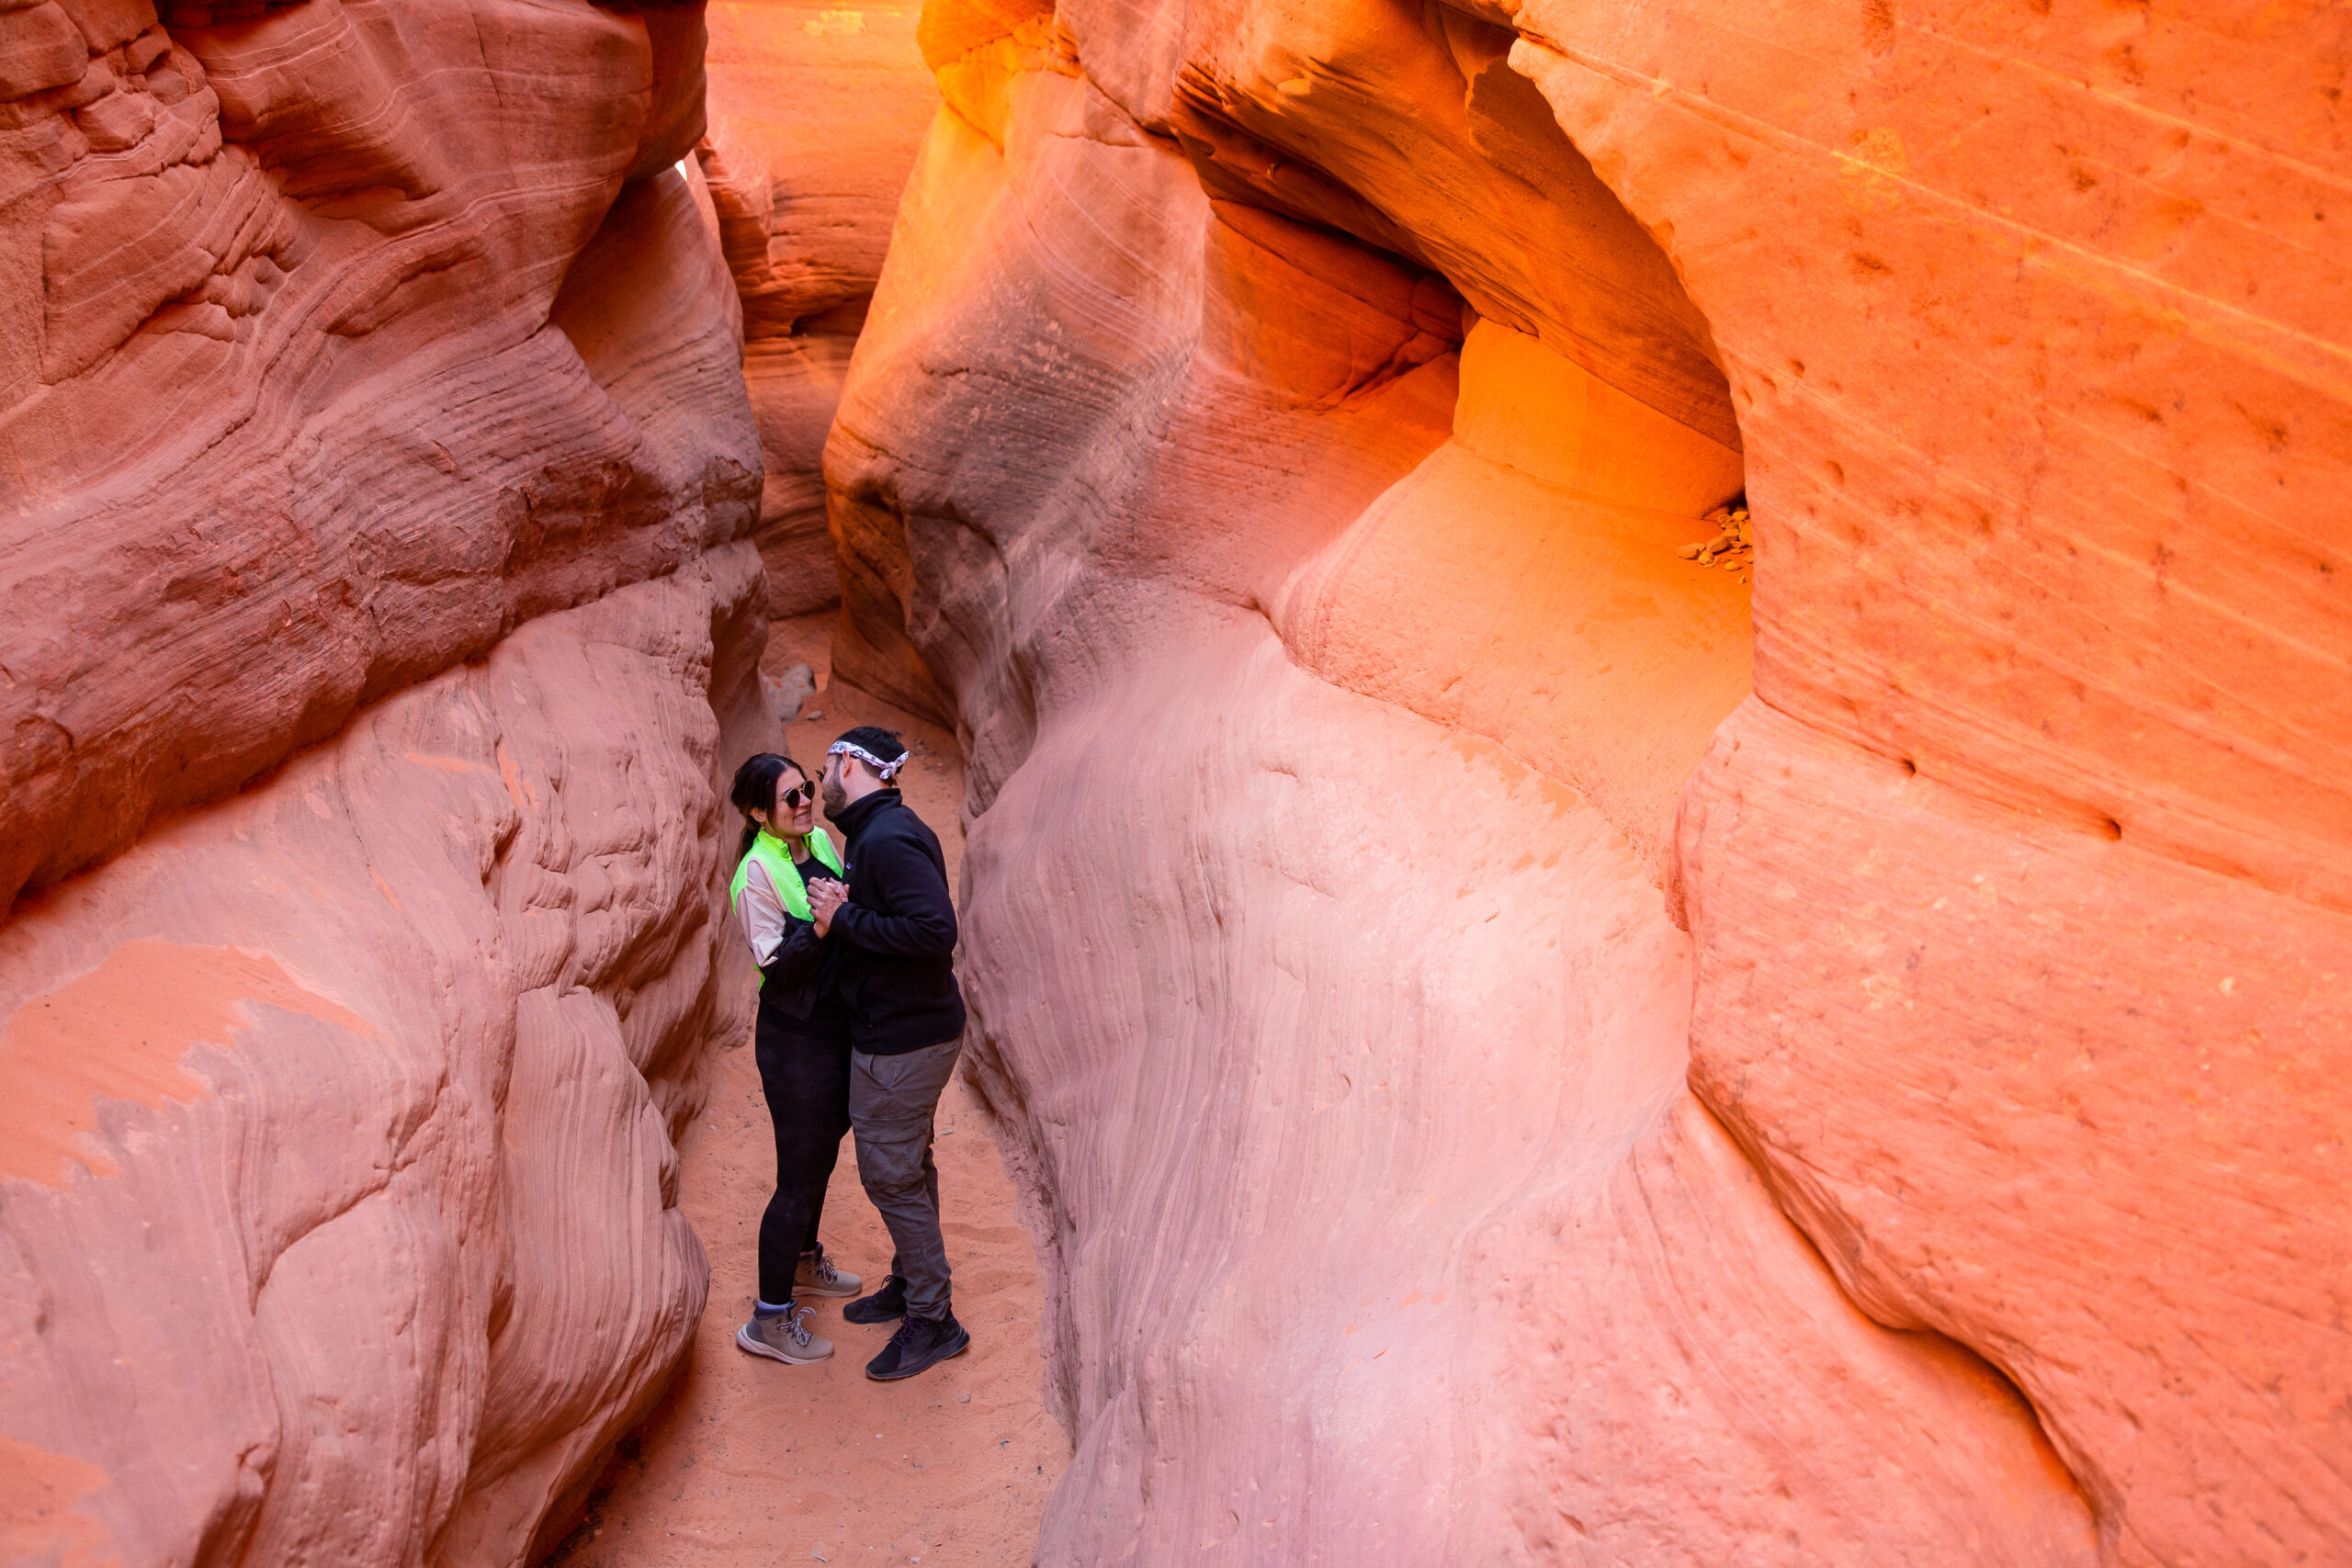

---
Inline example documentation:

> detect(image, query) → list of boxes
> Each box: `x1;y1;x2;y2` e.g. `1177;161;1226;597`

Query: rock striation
829;0;2347;1562
0;4;774;1563
698;0;937;622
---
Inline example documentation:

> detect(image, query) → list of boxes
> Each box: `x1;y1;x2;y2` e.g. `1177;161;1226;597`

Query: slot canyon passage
0;1;2345;1566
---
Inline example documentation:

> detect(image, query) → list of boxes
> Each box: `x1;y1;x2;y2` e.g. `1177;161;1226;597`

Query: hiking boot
736;1304;832;1365
795;1248;862;1299
865;1311;970;1382
843;1273;908;1325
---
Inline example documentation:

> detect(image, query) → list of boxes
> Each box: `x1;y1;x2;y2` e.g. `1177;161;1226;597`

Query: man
807;725;972;1381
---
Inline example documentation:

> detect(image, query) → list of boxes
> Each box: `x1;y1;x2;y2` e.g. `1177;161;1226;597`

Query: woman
727;751;863;1366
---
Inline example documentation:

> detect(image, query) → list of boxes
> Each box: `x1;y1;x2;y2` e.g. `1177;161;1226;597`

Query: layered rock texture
698;0;936;619
831;0;2347;1562
1;4;776;1563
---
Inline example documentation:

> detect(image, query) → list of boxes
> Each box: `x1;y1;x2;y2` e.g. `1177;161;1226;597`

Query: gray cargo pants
849;1037;961;1320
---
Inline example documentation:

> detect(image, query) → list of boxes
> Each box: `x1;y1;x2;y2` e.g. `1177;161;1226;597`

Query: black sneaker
865;1312;970;1382
843;1273;908;1325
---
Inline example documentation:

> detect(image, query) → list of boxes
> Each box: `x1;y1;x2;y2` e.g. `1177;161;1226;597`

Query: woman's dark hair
728;752;803;863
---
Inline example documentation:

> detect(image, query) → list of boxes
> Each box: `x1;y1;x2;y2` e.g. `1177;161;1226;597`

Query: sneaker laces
808;1251;845;1288
782;1305;815;1348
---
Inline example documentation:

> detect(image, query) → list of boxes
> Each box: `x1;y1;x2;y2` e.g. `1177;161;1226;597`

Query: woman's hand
808;880;848;937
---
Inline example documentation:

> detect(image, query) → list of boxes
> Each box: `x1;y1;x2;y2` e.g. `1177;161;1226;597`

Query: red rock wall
697;0;937;621
829;0;2346;1562
0;4;776;1562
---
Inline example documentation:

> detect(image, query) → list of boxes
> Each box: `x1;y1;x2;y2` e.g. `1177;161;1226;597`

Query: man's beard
820;778;848;818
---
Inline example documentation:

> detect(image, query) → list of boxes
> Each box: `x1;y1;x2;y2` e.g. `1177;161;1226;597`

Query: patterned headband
828;739;908;780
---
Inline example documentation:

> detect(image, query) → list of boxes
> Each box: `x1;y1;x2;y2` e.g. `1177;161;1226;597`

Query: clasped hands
808;879;850;937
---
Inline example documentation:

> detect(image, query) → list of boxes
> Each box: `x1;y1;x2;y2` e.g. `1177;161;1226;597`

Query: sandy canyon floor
546;611;1070;1567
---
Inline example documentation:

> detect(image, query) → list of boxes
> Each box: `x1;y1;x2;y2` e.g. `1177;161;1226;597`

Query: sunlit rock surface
0;4;771;1562
829;0;2346;1562
698;0;937;620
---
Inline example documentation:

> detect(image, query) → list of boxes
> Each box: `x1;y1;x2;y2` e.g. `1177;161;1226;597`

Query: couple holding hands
725;727;970;1382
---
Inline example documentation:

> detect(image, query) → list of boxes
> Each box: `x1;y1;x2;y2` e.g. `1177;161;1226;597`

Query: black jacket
756;861;851;1034
827;788;967;1055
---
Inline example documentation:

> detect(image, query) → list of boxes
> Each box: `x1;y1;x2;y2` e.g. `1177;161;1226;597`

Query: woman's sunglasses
780;781;817;808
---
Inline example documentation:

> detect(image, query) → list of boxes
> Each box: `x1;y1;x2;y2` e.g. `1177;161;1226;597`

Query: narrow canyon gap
0;3;1046;1564
0;1;2345;1567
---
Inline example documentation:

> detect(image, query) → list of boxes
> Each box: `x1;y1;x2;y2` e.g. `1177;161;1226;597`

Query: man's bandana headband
829;739;908;781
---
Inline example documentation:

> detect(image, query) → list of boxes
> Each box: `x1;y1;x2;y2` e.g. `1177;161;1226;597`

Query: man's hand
808;879;848;937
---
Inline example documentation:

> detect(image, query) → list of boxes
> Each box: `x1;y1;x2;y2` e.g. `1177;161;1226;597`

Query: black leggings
754;1010;853;1305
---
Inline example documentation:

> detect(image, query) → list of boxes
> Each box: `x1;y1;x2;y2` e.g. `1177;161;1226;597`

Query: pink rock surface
828;0;2345;1561
697;0;937;619
1504;4;2352;1558
0;0;760;918
0;5;781;1562
0;548;775;1568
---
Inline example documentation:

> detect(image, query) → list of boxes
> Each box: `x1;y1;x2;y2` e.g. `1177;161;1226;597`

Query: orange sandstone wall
829;0;2346;1562
0;4;776;1563
698;0;938;620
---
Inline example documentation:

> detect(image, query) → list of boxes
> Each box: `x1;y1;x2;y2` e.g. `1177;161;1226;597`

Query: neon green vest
730;828;846;987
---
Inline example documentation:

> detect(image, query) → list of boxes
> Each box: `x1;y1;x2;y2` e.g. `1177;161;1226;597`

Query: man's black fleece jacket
827;787;967;1055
